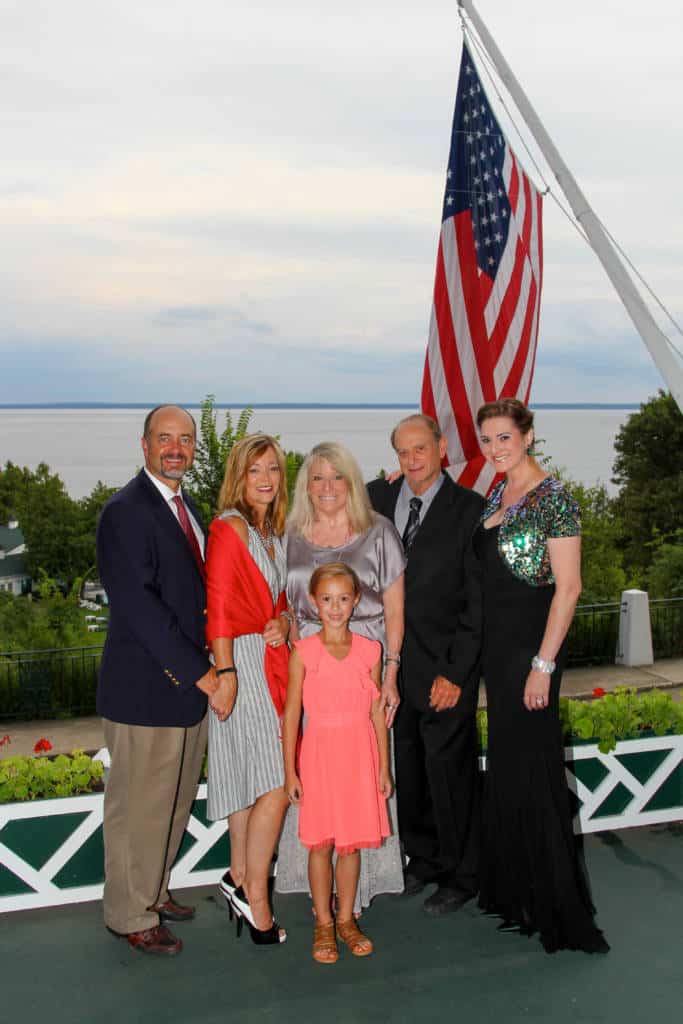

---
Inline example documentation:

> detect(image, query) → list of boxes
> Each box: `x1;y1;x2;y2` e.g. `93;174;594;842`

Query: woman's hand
285;773;303;803
210;675;238;721
378;767;394;800
381;677;401;727
263;616;288;648
523;668;550;711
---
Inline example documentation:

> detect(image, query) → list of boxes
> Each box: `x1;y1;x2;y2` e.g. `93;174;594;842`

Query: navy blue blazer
96;470;210;728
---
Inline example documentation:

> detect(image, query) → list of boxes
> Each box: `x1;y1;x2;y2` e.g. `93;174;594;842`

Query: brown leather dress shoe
151;897;196;922
127;925;183;956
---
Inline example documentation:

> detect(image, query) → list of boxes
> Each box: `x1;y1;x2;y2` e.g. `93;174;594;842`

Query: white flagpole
458;0;683;411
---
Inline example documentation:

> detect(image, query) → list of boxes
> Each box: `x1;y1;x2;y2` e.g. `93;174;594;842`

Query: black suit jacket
367;473;484;706
96;470;210;728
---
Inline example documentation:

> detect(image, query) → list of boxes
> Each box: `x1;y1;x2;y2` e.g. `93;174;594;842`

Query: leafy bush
477;687;683;755
0;749;104;803
559;687;683;753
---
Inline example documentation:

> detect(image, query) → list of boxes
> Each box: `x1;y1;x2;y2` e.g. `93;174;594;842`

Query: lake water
0;406;633;498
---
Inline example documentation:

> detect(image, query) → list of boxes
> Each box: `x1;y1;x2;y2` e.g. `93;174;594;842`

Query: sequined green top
480;476;581;587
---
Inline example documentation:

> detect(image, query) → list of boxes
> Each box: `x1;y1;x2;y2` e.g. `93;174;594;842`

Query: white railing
1;735;681;914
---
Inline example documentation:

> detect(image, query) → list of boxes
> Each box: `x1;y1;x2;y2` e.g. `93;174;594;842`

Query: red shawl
206;518;289;718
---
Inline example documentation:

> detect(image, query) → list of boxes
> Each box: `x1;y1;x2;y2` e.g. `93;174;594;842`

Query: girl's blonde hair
309;561;361;599
217;433;288;535
287;441;375;536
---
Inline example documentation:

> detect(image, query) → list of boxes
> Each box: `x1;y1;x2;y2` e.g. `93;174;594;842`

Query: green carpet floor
2;826;681;1024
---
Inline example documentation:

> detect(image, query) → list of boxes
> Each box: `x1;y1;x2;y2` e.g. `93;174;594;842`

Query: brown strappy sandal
312;920;338;964
336;918;373;957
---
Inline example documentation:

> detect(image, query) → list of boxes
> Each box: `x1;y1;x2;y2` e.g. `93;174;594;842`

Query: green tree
0;462;35;523
612;391;683;574
0;463;116;587
646;529;683;598
184;395;306;522
0;576;97;653
73;481;116;575
184;396;254;523
285;450;305;497
567;481;628;602
4;463;82;582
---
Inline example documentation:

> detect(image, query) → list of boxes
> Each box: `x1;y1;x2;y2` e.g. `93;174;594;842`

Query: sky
2;0;682;405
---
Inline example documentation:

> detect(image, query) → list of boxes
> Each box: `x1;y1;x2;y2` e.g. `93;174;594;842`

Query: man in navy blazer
97;404;217;956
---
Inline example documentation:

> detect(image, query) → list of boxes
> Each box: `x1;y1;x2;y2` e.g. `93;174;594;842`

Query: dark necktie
172;495;205;580
402;497;423;551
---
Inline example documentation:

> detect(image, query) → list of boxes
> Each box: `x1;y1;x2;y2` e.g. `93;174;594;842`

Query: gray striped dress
207;510;286;821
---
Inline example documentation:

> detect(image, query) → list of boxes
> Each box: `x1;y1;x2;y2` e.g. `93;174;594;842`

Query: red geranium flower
33;738;53;754
0;734;10;746
592;687;606;698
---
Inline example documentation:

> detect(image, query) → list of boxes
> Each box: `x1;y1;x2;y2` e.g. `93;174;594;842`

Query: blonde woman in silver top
275;441;406;910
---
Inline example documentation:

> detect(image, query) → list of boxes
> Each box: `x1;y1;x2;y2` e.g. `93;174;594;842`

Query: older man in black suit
367;414;484;915
97;405;217;955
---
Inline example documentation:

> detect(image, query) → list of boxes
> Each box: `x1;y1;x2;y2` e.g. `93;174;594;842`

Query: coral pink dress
296;632;391;855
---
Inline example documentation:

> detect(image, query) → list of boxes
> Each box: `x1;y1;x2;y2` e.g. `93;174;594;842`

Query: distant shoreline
0;402;640;411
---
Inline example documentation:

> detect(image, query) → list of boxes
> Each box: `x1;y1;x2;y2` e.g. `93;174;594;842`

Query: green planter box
1;735;681;914
0;782;230;914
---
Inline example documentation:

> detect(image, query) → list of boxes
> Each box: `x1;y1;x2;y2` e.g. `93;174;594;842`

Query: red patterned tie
172;495;205;580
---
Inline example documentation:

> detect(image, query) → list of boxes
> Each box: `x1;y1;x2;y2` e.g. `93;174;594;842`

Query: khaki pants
102;715;208;934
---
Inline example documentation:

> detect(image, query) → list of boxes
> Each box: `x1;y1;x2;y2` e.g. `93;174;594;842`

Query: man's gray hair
390;413;442;450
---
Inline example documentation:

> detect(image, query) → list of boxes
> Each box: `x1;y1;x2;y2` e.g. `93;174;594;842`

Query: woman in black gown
474;398;608;954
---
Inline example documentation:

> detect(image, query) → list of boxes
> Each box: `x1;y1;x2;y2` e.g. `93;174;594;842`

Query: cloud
152;305;274;334
1;1;682;405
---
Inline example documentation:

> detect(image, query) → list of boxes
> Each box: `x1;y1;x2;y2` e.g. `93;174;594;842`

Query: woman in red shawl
206;434;291;945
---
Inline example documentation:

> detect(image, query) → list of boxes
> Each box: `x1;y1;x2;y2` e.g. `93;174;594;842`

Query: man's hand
429;674;462;712
196;666;218;696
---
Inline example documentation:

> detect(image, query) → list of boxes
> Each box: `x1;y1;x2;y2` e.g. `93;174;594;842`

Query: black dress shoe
403;870;431;897
423;885;476;916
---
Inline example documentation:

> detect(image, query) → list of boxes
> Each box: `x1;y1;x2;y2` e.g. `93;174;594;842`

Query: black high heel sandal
230;886;286;945
218;869;239;920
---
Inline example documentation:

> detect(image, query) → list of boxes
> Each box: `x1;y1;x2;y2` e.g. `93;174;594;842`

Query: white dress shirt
394;472;446;538
144;468;205;557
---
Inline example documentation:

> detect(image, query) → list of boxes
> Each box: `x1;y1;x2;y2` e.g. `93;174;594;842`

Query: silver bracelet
531;655;556;675
279;610;294;625
384;653;401;666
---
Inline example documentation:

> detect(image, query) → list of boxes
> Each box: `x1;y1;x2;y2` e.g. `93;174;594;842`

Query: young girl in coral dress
282;562;393;963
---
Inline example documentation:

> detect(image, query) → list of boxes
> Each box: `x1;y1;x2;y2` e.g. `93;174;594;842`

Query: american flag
421;42;543;494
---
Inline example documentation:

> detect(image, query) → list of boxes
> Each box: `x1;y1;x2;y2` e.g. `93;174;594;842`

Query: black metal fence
566;602;621;667
0;646;103;721
650;598;683;659
1;598;681;721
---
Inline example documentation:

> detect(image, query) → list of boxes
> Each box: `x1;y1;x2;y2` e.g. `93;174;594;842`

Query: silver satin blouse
285;514;407;646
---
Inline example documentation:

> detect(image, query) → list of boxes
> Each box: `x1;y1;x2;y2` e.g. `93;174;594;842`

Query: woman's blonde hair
309;561;361;599
287;441;375;536
217;433;288;535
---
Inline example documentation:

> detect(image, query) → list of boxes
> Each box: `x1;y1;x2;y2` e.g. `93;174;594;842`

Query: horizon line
0;401;641;411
